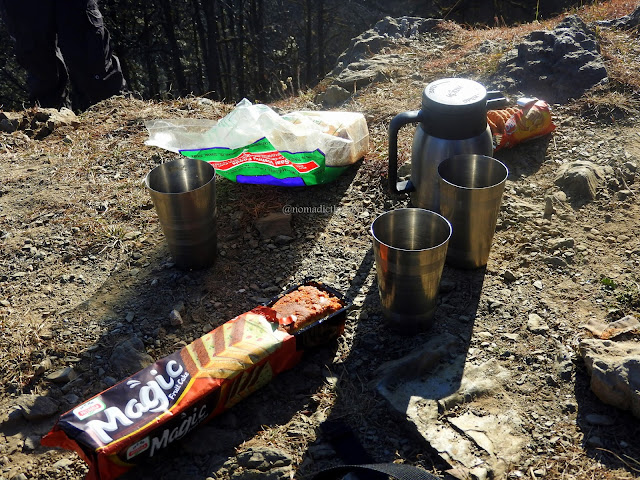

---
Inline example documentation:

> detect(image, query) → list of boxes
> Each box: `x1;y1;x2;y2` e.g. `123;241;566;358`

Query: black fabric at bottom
311;463;443;480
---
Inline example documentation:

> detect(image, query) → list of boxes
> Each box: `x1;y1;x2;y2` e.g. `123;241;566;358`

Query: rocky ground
2;3;640;480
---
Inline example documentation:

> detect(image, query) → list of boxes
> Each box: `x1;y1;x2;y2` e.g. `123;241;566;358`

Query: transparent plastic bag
145;99;370;186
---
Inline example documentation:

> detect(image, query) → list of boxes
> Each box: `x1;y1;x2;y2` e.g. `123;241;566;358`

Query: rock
23;435;40;451
597;5;640;29
195;97;214;106
109;337;154;377
548;237;575;250
542;256;568;268
617;189;633;201
377;336;526;477
554;161;605;202
230;467;291;480
439;279;456;293
34;357;53;375
398;161;411;177
0;112;25;132
544;196;554;216
327;16;442;91
236;447;293;470
169;309;183;326
173;301;186;313
318;85;351;107
308;443;336;460
503;270;518;282
487;299;504;313
255;213;292;239
34;125;53;140
333;57;392;91
553;191;568;202
527;313;549;334
579;339;640;418
63;393;80;405
273;235;293;245
52;458;75;469
581;315;640;339
585;413;615;426
16;395;59;421
38;107;80;129
489;15;607;104
329;17;441;77
586;435;604;448
45;366;78;384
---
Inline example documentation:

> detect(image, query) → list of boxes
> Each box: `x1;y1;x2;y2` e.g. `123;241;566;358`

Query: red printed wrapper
42;289;348;480
491;99;556;151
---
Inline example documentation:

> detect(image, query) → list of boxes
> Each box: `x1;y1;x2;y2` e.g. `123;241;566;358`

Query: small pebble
503;270;517;282
585;413;615;426
169;309;183;326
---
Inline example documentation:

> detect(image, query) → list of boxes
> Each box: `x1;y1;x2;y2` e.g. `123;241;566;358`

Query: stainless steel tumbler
145;157;217;270
371;208;452;334
438;154;508;269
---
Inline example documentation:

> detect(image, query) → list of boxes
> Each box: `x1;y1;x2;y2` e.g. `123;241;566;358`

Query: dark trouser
0;0;126;110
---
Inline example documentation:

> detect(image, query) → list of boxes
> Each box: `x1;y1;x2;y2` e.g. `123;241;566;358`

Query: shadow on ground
12;158;373;478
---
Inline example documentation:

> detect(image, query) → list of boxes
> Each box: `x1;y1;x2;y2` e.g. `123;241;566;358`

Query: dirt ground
2;5;640;480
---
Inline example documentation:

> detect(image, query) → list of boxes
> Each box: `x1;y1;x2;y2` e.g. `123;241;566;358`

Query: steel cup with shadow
145;157;217;269
438;154;508;269
371;208;452;334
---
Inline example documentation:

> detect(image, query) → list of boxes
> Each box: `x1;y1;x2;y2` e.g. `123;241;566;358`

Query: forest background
0;0;582;111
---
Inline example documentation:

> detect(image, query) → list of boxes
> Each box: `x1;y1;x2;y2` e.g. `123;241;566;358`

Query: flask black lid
421;78;488;140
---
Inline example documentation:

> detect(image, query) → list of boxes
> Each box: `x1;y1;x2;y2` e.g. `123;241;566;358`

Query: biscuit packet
487;98;556;151
42;282;349;480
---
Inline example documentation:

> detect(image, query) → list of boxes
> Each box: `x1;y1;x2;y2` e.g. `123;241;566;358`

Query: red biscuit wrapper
487;99;556;151
42;282;349;480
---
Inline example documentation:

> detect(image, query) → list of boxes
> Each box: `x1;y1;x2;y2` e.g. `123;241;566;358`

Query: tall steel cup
145;158;217;270
438;154;508;269
371;208;452;334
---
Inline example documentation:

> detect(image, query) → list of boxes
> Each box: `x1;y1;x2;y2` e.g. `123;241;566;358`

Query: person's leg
55;0;127;110
0;0;71;108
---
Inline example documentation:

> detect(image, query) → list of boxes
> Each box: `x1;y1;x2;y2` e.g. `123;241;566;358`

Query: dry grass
574;0;640;23
0;313;44;394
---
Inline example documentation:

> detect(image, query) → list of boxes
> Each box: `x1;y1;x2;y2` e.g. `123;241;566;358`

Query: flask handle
388;110;423;194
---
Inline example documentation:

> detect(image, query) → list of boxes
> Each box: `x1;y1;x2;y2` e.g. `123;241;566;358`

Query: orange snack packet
487;99;556;151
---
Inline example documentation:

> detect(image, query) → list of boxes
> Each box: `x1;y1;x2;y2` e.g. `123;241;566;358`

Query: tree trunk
191;0;208;95
143;4;160;97
159;0;188;95
233;0;246;98
201;0;224;99
219;4;234;99
248;0;266;97
317;0;325;78
304;0;312;85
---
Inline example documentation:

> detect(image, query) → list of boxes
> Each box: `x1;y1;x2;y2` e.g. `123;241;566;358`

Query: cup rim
145;157;215;195
438;154;508;191
370;207;452;252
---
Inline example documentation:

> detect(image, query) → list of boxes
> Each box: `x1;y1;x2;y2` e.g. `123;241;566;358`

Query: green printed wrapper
180;137;347;187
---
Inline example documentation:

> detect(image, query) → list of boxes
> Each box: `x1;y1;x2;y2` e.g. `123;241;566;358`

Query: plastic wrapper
145;99;370;187
42;281;350;480
487;98;556;151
